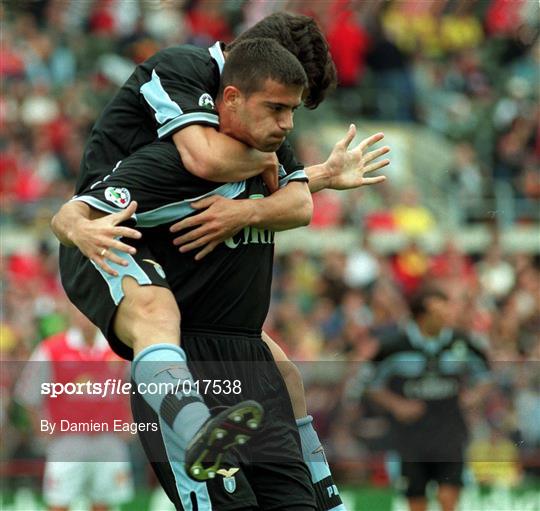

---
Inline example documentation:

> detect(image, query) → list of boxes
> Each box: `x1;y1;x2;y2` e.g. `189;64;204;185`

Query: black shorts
131;328;316;511
401;461;464;498
59;241;169;361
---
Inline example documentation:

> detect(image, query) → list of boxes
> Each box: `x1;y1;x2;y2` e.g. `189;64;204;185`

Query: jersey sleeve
369;341;399;390
464;336;491;384
139;48;220;139
368;329;425;390
276;140;308;188
369;350;395;390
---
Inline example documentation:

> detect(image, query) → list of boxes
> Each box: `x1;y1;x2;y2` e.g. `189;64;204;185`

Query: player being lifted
368;286;491;511
52;13;389;511
65;37;385;511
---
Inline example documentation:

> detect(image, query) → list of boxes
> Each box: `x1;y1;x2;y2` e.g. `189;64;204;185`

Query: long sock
296;415;347;511
132;343;210;449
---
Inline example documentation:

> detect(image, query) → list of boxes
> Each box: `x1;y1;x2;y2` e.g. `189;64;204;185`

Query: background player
15;306;134;511
367;286;492;511
70;38;321;510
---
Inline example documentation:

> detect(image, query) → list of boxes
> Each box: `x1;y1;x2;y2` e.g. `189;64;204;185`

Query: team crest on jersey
217;467;239;494
198;93;215;110
104;187;130;208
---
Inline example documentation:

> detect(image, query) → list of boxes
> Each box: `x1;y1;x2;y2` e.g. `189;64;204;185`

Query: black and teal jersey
370;323;490;452
74;141;308;331
76;42;225;194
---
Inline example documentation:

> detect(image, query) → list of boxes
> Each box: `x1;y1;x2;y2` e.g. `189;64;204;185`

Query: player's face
225;79;303;152
427;295;451;329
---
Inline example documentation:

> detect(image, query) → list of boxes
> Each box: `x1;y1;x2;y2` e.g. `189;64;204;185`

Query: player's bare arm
51;201;141;277
170;181;312;260
171;126;389;259
173;126;279;192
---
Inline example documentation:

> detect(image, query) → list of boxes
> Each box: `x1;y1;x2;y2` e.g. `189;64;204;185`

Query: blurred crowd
1;0;539;494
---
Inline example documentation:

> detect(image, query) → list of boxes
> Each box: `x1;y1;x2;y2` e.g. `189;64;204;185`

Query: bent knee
115;280;180;344
122;280;179;320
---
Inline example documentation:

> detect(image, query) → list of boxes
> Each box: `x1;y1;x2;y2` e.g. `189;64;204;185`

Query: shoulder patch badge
198;93;215;110
104;187;131;209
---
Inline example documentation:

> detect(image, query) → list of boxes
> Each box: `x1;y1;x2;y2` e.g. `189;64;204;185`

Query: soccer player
368;286;492;511
65;38;322;510
15;306;134;511
52;12;388;510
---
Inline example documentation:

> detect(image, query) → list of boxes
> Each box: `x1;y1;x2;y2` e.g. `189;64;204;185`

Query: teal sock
296;415;346;510
132;343;210;449
296;415;331;483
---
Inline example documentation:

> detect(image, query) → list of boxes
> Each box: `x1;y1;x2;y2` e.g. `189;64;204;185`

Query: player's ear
222;86;242;110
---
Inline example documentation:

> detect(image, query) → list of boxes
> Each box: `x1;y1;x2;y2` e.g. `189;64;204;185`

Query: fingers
94;240;139;275
112;201;138;225
262;167;279;194
108;238;137;255
189;195;221;210
170;219;187;234
113;226;142;240
178;233;216;253
102;249;130;267
361;176;387;186
338;124;357;150
358;132;384;151
170;198;219;233
170;213;208;234
93;255;120;277
364;158;390;174
194;241;219;261
172;225;210;246
363;145;390;165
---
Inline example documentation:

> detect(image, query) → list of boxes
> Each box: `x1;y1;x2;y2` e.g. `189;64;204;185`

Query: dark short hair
220;38;308;98
409;286;449;319
227;12;337;109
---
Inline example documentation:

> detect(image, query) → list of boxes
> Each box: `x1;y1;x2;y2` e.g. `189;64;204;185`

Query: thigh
59;242;171;360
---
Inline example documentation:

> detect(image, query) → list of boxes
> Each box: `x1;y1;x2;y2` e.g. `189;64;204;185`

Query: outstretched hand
325;124;390;190
71;201;141;277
